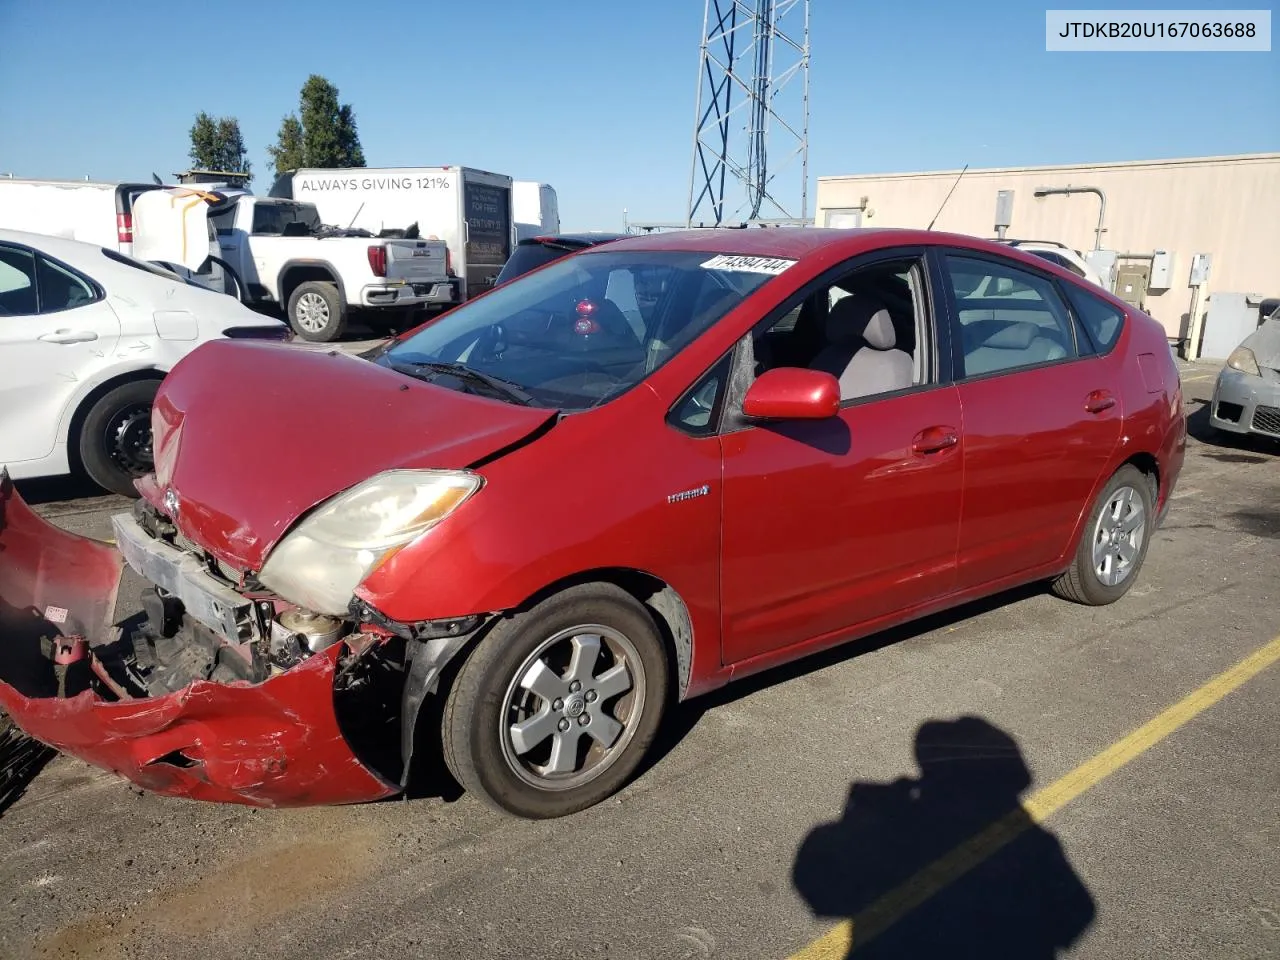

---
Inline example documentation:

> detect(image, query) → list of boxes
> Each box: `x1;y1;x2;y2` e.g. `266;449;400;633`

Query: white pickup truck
206;194;458;341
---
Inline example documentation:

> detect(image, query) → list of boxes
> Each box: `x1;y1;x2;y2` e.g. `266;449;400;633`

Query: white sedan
0;228;289;497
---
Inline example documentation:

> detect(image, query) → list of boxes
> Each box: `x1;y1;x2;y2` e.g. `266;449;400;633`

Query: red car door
717;249;965;666
936;249;1124;591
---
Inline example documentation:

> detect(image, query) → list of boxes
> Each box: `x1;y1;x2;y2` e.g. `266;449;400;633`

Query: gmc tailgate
384;239;448;285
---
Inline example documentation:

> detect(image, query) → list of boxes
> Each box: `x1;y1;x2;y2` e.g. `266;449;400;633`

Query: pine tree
266;114;305;176
268;75;366;174
188;112;252;182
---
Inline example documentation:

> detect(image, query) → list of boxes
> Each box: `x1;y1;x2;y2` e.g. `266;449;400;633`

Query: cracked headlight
257;469;482;615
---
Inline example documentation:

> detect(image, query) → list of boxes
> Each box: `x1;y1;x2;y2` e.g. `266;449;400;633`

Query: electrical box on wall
994;190;1014;229
823;208;863;228
1114;262;1150;309
1189;253;1212;287
1149;250;1175;289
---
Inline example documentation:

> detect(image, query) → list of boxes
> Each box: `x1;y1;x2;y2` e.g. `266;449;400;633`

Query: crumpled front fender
0;471;122;651
0;471;398;808
0;644;398;807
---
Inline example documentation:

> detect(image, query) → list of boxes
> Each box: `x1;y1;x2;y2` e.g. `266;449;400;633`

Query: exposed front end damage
0;471;482;808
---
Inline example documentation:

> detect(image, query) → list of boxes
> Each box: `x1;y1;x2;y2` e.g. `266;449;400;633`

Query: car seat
811;295;915;399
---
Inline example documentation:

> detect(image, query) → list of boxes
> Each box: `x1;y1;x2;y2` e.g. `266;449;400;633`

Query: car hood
140;340;557;570
1240;317;1280;372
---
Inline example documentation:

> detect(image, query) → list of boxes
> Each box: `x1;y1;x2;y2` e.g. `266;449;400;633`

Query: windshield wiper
390;359;535;405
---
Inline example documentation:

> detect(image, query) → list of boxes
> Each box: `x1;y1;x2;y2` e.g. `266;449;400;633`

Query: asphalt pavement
1;360;1277;960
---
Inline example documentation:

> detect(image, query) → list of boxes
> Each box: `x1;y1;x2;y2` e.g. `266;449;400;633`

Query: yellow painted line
1181;374;1214;382
787;632;1280;959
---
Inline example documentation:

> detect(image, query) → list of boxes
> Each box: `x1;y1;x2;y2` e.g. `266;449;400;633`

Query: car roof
0;227;105;266
521;233;628;247
0;228;187;287
581;226;1039;261
578;226;1132;310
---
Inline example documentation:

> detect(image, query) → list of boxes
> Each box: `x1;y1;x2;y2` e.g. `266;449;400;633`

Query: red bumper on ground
0;472;398;808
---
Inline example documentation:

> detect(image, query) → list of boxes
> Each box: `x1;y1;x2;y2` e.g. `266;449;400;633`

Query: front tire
287;280;347;342
442;584;669;819
77;380;159;498
1052;465;1154;605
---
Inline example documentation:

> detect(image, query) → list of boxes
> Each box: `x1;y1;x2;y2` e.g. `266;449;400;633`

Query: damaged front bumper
0;472;468;808
1209;366;1280;439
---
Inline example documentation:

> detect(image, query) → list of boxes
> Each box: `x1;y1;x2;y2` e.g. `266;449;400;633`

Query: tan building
815;153;1280;352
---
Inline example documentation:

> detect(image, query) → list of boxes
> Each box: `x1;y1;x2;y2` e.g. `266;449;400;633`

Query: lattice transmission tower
685;0;811;227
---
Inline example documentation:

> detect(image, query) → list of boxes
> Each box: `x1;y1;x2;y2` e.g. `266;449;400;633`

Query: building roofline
817;152;1280;183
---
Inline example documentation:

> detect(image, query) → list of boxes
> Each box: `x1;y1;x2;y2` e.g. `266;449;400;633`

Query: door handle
1084;390;1116;414
912;425;959;455
38;329;99;344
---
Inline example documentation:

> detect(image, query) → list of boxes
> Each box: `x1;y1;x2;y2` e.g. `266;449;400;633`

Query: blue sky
1;0;1276;231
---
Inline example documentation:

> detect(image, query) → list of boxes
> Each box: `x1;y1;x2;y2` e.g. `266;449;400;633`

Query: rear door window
0;246;38;316
943;254;1079;378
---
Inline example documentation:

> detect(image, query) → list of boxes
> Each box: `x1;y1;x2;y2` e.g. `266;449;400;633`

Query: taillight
367;245;387;277
117;212;133;244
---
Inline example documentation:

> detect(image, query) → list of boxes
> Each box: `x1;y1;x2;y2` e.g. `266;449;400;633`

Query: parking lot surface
2;361;1277;960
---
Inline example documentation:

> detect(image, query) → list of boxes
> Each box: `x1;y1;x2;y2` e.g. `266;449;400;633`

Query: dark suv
494;233;627;286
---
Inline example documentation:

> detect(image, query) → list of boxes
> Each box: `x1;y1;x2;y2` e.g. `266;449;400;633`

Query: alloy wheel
499;624;645;791
296;292;331;333
1091;484;1146;587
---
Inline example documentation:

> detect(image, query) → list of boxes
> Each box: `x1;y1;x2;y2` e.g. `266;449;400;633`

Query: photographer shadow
792;716;1096;958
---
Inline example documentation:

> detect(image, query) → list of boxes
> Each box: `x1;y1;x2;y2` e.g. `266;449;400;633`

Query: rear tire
441;583;669;819
77;380;159;498
1052;465;1154;605
287;280;347;342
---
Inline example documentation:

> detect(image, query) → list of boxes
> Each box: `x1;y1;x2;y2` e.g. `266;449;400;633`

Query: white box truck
513;181;560;242
269;166;515;301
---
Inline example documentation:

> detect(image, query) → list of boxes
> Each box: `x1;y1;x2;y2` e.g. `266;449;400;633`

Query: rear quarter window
1062;283;1125;354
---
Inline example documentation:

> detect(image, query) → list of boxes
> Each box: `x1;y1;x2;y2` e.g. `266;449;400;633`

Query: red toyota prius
0;227;1185;818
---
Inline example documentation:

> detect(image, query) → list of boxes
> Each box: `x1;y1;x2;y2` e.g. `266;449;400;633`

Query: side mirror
742;368;841;420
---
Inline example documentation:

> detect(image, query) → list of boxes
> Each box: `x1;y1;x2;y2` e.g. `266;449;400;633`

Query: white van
0;177;232;295
513;181;561;242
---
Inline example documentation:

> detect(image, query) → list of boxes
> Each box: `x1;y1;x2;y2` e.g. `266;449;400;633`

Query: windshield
384;250;780;410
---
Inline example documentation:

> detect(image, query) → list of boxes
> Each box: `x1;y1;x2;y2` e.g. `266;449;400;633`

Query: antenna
685;0;811;226
346;202;365;231
926;164;968;231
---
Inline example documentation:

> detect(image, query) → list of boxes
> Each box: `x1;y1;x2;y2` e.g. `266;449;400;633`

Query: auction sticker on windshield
700;254;797;275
